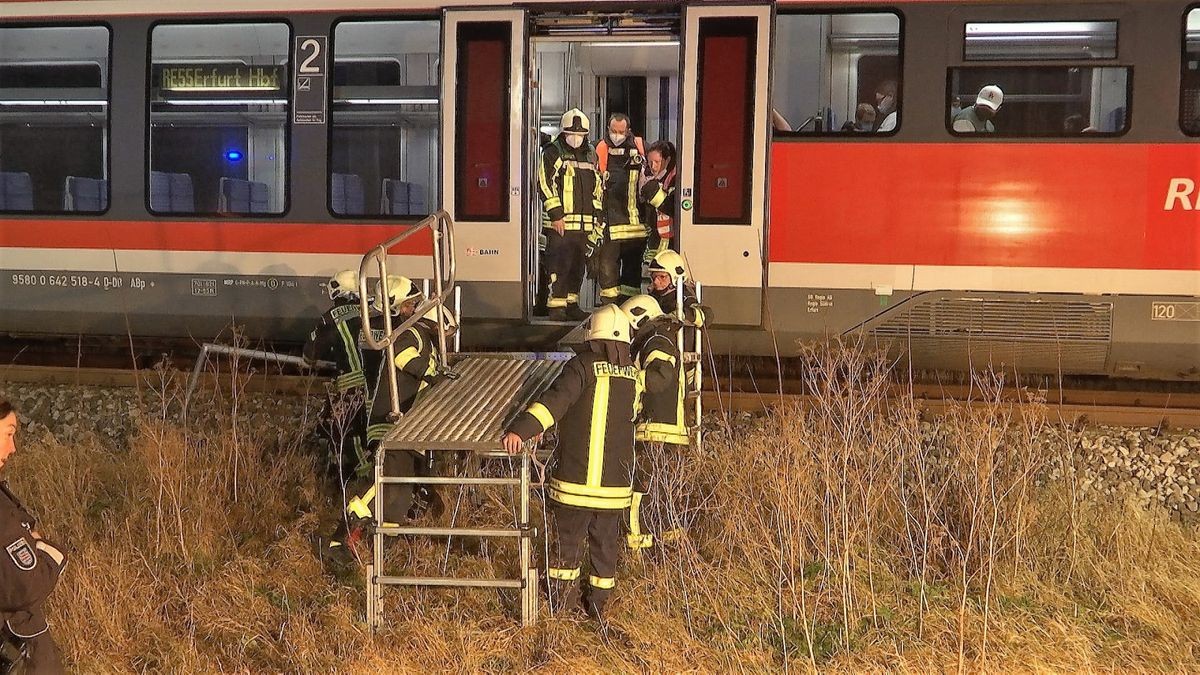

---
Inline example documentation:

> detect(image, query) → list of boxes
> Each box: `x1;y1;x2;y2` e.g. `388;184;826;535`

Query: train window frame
326;15;441;221
963;20;1119;62
944;65;1133;139
1179;5;1200;136
0;22;114;216
143;18;294;218
770;8;906;140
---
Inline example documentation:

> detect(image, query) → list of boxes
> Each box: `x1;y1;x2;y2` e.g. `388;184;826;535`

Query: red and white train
0;0;1196;378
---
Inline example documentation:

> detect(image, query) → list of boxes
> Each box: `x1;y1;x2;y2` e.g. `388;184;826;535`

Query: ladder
366;352;571;628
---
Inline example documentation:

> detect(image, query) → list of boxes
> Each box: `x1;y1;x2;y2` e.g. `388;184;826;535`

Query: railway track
3;364;1198;429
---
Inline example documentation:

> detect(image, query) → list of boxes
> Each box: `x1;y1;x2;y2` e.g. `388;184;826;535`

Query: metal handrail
356;209;456;421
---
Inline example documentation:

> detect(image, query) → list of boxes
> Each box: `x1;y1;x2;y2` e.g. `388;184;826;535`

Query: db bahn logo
465;247;500;256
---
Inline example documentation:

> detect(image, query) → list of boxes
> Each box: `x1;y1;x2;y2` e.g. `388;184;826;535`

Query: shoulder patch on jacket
6;538;35;571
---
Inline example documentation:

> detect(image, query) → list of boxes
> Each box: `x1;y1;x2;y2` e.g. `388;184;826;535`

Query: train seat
150;171;195;213
0;171;34;211
381;178;409;215
218;177;270;214
382;178;425;216
331;172;365;215
62;176;109;212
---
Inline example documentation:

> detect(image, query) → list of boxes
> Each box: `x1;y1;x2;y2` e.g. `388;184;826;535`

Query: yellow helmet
372;275;422;315
422;304;458;336
649;249;688;285
326;269;360;301
620;294;663;332
587;304;631;344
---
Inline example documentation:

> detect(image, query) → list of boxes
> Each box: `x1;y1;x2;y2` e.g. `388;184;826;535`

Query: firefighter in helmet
620;294;689;552
647;249;710;329
502;305;640;620
538;108;603;321
304;269;371;490
594;113;668;305
330;275;441;560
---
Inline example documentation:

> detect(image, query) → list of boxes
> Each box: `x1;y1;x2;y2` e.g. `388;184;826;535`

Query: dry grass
5;343;1200;672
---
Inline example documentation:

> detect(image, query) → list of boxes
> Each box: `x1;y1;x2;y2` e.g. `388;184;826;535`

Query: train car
0;0;1196;379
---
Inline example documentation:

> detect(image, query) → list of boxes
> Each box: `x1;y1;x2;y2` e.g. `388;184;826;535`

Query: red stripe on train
768;142;1200;272
0;219;432;255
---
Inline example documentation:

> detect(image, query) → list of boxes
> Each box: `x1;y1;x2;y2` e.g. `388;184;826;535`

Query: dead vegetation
5;342;1200;672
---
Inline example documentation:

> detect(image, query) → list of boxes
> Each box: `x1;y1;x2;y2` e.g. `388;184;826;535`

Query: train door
440;9;528;319
526;12;681;323
678;4;772;326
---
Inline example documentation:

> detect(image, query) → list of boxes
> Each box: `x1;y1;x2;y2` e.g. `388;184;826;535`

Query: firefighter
0;400;68;673
620;294;688;552
647;249;710;329
303;269;370;489
539;108;603;321
330;276;440;561
501;305;639;620
640;140;678;264
594;113;667;305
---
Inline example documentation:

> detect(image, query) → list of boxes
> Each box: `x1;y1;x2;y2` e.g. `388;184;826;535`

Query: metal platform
368;352;573;630
379;352;573;453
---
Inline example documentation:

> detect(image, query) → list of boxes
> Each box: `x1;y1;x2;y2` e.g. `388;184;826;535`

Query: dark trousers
344;448;420;526
598;238;646;303
627;441;687;549
319;399;369;482
546;503;622;616
545;230;587;308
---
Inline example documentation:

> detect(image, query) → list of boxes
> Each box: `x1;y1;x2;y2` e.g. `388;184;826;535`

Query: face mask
564;134;584;149
609;132;626;146
857;122;873;131
877;96;895;115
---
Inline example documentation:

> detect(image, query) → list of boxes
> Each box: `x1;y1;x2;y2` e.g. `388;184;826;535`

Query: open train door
441;9;527;319
678;4;771;326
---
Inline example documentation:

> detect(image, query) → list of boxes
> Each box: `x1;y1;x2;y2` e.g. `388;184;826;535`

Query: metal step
377;525;524;538
377;575;524;589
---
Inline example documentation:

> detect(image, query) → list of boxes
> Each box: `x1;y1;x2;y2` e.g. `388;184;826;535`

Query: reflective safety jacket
508;345;640;510
631;322;688;445
597;136;667;241
539;136;603;232
640;164;677;248
303;300;367;392
366;318;439;443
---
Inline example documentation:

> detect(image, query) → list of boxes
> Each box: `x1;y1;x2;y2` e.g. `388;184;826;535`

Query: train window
148;23;290;216
1181;9;1200;134
965;21;1118;61
772;12;902;135
0;25;110;214
329;20;439;218
947;67;1130;137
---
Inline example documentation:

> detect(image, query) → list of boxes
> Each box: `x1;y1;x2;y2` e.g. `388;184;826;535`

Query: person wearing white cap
952;84;1003;133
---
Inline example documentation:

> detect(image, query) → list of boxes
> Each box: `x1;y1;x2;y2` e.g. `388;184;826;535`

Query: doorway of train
526;10;682;323
439;6;770;328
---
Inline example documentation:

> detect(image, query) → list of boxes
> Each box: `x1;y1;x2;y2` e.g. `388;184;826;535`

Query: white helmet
588;304;631;344
560;108;590;135
620;295;663;332
649;249;688;286
327;269;360;301
372;275;422;315
422;304;458;336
